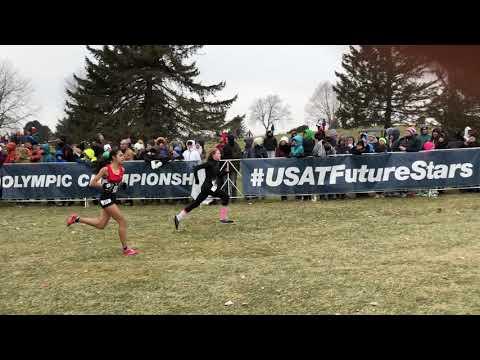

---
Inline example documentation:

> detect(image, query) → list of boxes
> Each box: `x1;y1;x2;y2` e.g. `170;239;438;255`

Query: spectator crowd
1;123;479;202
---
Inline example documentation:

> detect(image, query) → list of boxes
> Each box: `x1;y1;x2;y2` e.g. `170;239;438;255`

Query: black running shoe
220;219;234;224
174;215;179;230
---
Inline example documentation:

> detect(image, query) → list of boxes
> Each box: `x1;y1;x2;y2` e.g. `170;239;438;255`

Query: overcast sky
0;45;348;135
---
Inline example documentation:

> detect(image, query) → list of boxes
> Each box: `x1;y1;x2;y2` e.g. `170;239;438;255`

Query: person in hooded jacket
275;136;291;158
243;137;256;159
55;146;66;162
386;127;401;151
290;135;304;158
0;144;6;166
83;146;98;166
326;129;338;147
5;142;19;163
216;131;229;153
367;135;379;152
41;144;55;163
303;129;315;157
263;130;278;158
253;137;268;158
462;127;479;148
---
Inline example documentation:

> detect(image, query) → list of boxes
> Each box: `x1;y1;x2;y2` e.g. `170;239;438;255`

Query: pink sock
177;209;188;221
220;207;228;220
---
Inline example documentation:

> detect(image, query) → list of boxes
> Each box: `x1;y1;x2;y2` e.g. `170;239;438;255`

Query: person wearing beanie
253;137;268;158
326;129;338;147
417;140;439;198
397;127;422;152
375;137;388;153
275;136;291;158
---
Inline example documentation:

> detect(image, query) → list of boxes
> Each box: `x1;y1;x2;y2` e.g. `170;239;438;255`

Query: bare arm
90;167;108;188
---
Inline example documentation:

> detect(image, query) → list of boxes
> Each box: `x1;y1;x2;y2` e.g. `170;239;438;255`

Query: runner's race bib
100;198;112;206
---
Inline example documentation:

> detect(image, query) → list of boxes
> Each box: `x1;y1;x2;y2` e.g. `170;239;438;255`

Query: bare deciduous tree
249;94;291;132
305;81;340;128
0;60;37;131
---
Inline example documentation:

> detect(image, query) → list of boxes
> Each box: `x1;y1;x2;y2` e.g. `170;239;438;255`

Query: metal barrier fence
2;149;480;206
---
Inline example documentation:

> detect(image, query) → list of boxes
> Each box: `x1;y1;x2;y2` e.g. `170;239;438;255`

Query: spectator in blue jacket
290;135;304;157
41;144;55;162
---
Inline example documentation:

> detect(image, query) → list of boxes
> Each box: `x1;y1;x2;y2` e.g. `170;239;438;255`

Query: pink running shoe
123;248;139;256
66;214;79;226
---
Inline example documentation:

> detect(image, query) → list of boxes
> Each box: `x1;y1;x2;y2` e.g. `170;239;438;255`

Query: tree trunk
144;77;153;129
384;47;394;129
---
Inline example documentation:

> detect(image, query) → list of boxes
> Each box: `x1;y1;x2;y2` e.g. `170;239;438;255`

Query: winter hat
406;127;417;136
423;141;435;151
378;137;387;145
133;142;145;151
254;137;264;146
327;129;337;137
104;144;112;152
280;136;289;143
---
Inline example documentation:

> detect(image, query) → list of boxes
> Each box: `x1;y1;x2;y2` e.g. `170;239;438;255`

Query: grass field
1;193;480;315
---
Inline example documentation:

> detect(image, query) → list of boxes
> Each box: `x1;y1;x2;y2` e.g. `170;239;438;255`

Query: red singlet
106;164;124;184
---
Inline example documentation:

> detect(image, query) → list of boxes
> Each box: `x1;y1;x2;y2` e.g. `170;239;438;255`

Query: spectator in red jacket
30;144;43;162
0;144;6;166
5;142;19;163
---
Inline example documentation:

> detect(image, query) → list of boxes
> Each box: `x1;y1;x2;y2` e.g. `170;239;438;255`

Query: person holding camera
313;138;336;158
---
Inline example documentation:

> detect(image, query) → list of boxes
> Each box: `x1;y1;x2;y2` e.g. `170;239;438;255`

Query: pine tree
333;46;438;129
60;45;236;142
223;114;247;137
428;81;480;135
